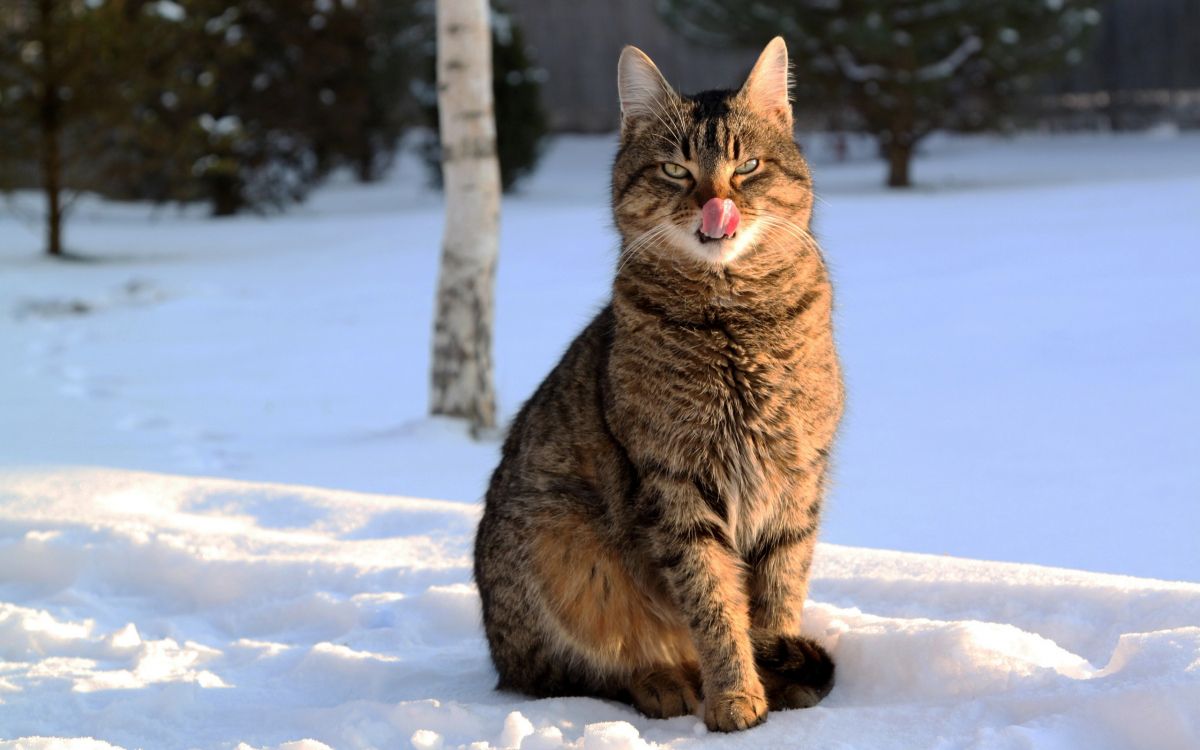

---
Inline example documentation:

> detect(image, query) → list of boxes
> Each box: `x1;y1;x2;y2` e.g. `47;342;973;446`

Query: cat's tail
753;633;836;710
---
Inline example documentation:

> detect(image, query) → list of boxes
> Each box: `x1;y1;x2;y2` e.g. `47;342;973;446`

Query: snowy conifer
659;0;1102;186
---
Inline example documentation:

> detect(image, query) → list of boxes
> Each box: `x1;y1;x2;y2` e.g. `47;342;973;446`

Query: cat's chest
675;324;805;536
610;304;830;459
634;320;807;458
610;313;831;543
690;321;797;416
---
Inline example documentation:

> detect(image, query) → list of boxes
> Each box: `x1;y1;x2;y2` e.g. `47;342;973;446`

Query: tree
167;0;366;215
0;0;102;256
3;1;429;222
659;0;1101;187
352;0;426;182
81;1;213;207
157;0;422;211
430;0;501;434
486;4;548;191
419;0;548;193
90;0;420;215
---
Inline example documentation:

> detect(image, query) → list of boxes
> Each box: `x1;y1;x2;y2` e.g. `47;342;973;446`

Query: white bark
430;0;500;433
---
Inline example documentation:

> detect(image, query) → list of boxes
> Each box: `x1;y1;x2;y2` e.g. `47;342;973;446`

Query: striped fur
474;38;843;732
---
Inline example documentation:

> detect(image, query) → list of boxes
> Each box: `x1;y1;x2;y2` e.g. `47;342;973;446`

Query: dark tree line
0;0;546;256
660;0;1102;187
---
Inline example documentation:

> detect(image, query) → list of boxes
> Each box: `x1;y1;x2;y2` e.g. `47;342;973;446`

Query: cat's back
478;304;622;522
474;305;637;689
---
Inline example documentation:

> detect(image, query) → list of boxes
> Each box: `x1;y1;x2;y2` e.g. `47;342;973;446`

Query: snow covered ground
1;132;1198;748
1;467;1199;750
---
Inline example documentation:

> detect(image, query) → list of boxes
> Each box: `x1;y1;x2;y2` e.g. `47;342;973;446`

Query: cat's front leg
637;475;766;732
746;516;835;709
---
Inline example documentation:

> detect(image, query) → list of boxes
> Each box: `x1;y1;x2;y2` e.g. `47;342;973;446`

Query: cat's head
611;37;812;269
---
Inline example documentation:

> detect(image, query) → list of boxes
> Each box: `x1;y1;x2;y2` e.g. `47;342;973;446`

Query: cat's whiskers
740;207;814;237
758;223;819;255
614;193;659;214
616;224;673;277
649;94;694;156
641;95;687;150
658;90;690;138
741;210;820;254
666;97;692;147
756;217;812;246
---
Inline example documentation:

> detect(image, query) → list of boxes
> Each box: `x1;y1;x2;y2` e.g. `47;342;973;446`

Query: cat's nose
700;197;740;239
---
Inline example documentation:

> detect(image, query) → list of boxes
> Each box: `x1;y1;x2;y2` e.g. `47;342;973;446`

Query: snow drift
1;468;1197;749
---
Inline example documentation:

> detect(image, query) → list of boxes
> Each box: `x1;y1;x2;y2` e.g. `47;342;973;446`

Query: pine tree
0;0;107;256
95;0;421;215
353;0;425;182
489;4;548;191
83;1;211;206
659;0;1102;187
1;0;442;223
161;0;422;212
176;0;351;215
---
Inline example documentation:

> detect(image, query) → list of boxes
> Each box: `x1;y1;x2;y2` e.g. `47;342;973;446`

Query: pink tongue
701;197;740;238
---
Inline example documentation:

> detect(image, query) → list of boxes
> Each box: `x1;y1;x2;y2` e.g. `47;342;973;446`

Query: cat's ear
617;46;677;132
739;36;793;130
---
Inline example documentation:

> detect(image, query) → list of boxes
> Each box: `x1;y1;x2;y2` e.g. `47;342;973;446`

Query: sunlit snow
1;132;1198;748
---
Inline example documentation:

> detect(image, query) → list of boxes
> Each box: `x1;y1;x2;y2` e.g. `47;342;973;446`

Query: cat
474;37;843;732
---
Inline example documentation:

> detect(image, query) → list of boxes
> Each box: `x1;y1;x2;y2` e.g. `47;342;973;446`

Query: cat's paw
703;687;767;732
629;665;701;719
755;633;835;710
765;681;825;710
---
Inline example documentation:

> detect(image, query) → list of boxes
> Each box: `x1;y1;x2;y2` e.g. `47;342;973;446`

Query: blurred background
1;0;1198;580
3;0;1200;228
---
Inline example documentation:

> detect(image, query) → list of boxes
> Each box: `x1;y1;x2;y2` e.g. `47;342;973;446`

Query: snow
0;468;1197;749
915;36;983;81
832;46;889;83
1;132;1199;748
833;36;986;83
150;0;186;23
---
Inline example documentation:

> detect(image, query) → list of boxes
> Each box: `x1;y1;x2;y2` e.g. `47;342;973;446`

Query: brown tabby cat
474;37;843;732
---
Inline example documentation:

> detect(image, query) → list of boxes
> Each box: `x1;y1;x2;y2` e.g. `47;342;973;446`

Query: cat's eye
661;162;691;179
734;158;760;175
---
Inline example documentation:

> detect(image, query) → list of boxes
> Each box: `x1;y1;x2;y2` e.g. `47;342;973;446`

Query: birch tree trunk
429;0;500;433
